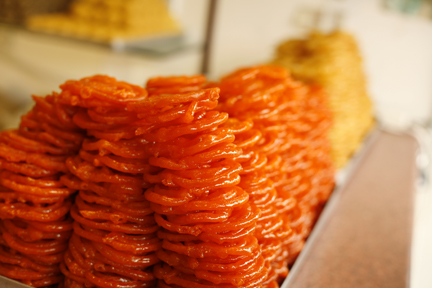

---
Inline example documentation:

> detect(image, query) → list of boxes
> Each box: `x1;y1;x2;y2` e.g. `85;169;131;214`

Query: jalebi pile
0;93;85;287
271;31;374;168
0;69;336;288
299;85;335;225
128;77;270;287
217;66;335;276
198;78;284;286
221;116;286;288
57;75;161;288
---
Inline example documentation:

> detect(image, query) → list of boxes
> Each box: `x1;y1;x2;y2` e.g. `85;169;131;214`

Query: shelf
282;130;417;288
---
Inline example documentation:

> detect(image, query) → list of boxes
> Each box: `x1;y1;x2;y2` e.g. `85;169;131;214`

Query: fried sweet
272;31;374;168
0;93;84;287
218;66;335;281
59;75;160;288
129;78;269;288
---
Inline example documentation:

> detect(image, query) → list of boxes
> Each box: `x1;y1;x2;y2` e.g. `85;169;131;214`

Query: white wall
210;0;321;79
170;0;210;46
344;0;432;126
209;0;432;125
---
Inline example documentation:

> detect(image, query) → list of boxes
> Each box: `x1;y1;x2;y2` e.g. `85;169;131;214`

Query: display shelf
1;23;184;53
281;129;417;288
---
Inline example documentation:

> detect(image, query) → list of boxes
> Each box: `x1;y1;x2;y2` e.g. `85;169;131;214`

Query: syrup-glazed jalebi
57;75;161;288
0;71;334;288
221;117;287;288
190;83;286;286
217;66;334;276
128;77;269;287
0;93;85;287
295;85;335;236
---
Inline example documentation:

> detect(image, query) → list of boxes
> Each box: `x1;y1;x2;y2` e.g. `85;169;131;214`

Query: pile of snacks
217;66;334;284
272;31;375;168
26;0;180;43
57;76;159;287
130;77;269;287
0;66;335;287
0;93;84;287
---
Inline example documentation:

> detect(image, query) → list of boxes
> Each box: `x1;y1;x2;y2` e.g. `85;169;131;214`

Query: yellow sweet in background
272;31;374;168
26;0;180;43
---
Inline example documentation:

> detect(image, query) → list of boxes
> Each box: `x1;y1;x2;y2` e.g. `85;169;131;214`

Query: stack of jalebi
57;75;161;288
224;118;287;287
0;93;85;287
217;65;334;272
196;82;286;286
299;85;335;227
0;70;335;288
272;31;374;168
128;77;269;287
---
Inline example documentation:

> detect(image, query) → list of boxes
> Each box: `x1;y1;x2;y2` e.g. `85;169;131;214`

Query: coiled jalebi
203;76;286;286
217;65;334;279
57;75;161;288
0;93;84;287
219;117;288;288
128;77;269;287
0;70;334;288
295;85;335;230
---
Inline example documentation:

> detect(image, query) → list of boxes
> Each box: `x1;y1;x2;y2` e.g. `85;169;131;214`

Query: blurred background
0;0;431;286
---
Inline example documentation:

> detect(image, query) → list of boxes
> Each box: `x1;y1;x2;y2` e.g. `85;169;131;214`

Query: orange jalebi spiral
128;77;269;288
0;93;85;287
217;66;334;280
217;117;288;287
196;83;285;287
57;75;161;288
295;85;335;230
